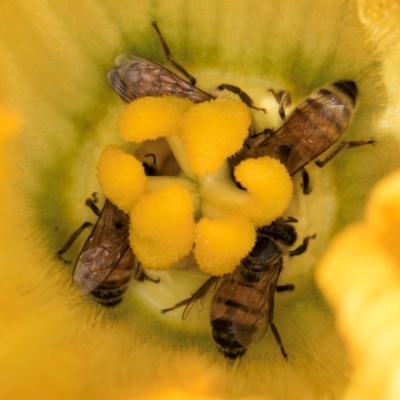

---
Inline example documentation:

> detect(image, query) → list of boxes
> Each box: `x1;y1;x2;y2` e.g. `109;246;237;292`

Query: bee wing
108;55;213;103
73;200;133;294
211;267;281;346
251;267;282;344
251;91;351;176
181;276;220;320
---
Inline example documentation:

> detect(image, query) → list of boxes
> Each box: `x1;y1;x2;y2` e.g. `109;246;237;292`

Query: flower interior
97;95;293;275
3;1;400;399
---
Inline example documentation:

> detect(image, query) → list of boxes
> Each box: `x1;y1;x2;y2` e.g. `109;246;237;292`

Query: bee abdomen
332;80;358;106
91;278;131;307
211;318;247;359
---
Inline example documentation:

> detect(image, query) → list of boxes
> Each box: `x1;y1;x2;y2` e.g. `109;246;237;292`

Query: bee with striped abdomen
71;199;153;306
57;158;159;306
230;80;374;193
162;218;315;359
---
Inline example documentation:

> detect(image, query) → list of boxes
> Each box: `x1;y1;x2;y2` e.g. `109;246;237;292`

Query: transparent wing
181;276;220;320
162;276;220;319
108;55;213;103
73;200;134;293
211;266;281;346
245;90;352;176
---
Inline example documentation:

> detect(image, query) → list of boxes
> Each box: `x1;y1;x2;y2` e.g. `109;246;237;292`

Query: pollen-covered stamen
96;95;293;276
179;98;252;175
199;157;293;226
194;217;256;276
234;157;293;225
130;184;196;270
96;145;147;213
118;96;193;142
117;95;253;179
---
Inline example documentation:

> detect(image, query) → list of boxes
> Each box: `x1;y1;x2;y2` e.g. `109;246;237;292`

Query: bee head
244;235;281;272
257;218;297;246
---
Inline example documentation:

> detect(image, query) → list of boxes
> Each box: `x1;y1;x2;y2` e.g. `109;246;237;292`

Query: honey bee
108;54;214;104
162;218;315;359
230;80;374;193
57;158;159;306
72;198;154;306
108;22;264;111
108;21;213;104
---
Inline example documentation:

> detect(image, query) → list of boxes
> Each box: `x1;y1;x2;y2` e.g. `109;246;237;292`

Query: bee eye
286;232;297;246
281;225;297;246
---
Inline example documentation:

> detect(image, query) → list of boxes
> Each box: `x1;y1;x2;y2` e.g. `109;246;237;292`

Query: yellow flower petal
317;221;400;399
365;169;400;265
0;104;20;141
2;0;400;399
317;224;400;348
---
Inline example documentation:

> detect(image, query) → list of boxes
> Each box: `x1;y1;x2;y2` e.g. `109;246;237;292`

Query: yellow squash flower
0;1;400;399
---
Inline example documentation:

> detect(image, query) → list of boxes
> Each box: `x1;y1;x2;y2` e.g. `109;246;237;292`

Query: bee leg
249;127;274;139
90;192;99;203
144;274;160;283
85;198;101;216
301;168;312;195
217;84;267;113
276;284;295;292
162;276;219;315
315;139;375;168
56;194;103;262
270;322;288;360
290;234;316;257
161;297;192;314
56;221;93;262
152;21;197;86
268;89;292;120
134;262;160;283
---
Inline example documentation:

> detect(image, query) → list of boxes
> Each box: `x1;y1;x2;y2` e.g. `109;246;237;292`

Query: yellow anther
99;97;293;274
130;184;195;270
194;217;256;276
97;145;146;212
234;157;293;225
180;98;251;175
118;96;193;142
